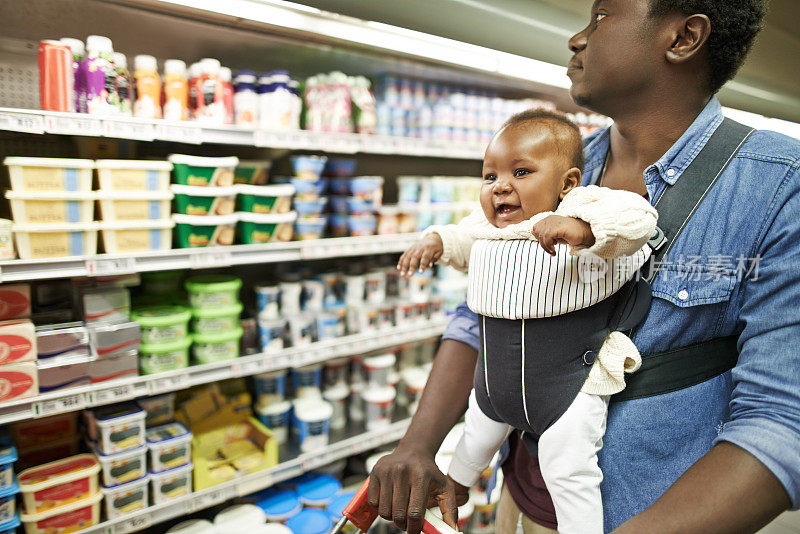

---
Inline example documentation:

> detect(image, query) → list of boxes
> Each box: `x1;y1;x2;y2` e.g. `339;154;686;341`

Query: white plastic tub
84;403;146;455
95;159;172;191
5;191;96;224
362;386;396;431
12;222;98;259
363;353;396;387
94;444;147;487
214;504;267;533
4;157;94;192
101;474;149;519
150;462;193;504
18;454;100;514
99;219;175;254
146;422;192;473
96;191;174;221
19;491;102;534
292;399;333;453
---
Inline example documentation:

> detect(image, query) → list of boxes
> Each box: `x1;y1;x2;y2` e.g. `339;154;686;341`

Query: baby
398;110;657;533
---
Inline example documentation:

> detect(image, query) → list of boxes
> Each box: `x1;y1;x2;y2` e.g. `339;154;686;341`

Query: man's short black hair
502;109;585;171
648;0;768;94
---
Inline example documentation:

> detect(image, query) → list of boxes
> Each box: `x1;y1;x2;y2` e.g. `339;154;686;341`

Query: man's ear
665;13;711;64
560;168;582;199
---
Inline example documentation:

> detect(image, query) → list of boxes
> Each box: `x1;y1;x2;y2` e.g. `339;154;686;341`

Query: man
368;0;800;532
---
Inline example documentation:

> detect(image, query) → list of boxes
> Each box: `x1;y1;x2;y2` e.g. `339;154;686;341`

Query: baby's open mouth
495;203;520;217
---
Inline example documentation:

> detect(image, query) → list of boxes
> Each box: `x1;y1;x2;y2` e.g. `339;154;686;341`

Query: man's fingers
406;474;432;534
377;477;395;521
438;481;459;530
367;475;381;510
419;248;435;273
391;479;412;531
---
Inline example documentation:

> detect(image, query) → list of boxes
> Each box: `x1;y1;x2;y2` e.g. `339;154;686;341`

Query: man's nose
568;26;588;53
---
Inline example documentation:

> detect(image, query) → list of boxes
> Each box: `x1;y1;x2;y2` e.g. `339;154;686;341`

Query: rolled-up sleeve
441;301;480;352
714;163;800;508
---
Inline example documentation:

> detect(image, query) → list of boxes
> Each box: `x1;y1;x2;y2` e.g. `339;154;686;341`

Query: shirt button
678;289;689;300
666;168;677;177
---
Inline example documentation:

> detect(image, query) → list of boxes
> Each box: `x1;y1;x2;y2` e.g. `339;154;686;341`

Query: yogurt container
146;422;192;472
363;353;396;387
3;157;93;192
0;482;18;525
290;155;327;180
377;206;401;235
402;367;429;415
99;219;174;253
362;386;396;430
329;196;348;214
322;383;349;430
329;213;349;237
95;190;173;221
347;214;377;236
138;393;175;428
5;190;96;224
344;274;365;305
255;488;302;522
94;444;147;487
279;281;302;314
18;454;100;514
132;305;191;344
344;197;375;215
185;274;242;308
237;184;294;214
292;363;322;398
324;158;356;178
288;314;315;347
172;184;238;216
19;491;102;534
234;160;272;186
101;474;149;518
302;279;325;312
315;312;339;341
12;222;98;259
254;370;287;405
83;403;146;454
238;211;297;243
255;400;291;445
285;508;332;534
294;216;327;240
364;271;386;304
167;519;216;534
258;318;288;354
173;213;238;247
169;154;238;187
214;504;267;533
139;337;191;375
0;447;17;491
296;474;341;508
95;159;173;191
192;328;243;363
293;198;327;217
255;285;281;320
350;176;383;205
150;462;192;504
322;357;348;388
290;178;326;200
292;398;333;452
191;303;242;333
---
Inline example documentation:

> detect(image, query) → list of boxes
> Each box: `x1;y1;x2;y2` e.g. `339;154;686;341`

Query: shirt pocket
651;267;736;308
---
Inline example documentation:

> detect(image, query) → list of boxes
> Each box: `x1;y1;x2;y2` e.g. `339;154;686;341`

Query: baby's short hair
502;109;585;171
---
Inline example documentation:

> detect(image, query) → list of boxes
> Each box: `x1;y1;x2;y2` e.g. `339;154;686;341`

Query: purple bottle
84;35;119;115
60;38;85;113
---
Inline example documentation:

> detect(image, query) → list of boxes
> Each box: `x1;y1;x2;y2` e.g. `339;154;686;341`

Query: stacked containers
0;284;38;402
185;275;243;364
146;422;193;505
3;157;97;259
0;446;20;532
169;154;239;247
329;174;383;238
95;159;175;253
235;161;297;243
132;306;192;374
35;322;91;393
289;155;328;240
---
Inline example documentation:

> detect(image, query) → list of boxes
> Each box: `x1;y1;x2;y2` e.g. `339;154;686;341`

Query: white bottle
233;71;259;127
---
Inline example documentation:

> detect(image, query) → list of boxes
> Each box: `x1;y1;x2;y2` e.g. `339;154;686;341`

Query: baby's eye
514;169;531;177
484;173;496;181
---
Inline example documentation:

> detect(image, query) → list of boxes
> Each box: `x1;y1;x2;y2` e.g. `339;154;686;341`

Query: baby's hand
397;233;444;278
532;215;595;256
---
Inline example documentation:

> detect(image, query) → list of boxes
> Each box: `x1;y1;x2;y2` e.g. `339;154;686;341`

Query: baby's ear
560;168;582;199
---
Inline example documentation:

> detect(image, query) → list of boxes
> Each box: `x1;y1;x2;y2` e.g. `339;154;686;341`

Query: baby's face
480;124;573;228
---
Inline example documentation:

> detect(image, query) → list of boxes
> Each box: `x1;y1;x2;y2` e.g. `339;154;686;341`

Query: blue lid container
286;508;332;534
326;491;355;521
296;474;341;507
256;488;302;522
0;513;19;534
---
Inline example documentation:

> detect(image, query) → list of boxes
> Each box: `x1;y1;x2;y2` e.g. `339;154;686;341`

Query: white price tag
148;374;189;395
190;250;232;270
89;384;133;405
156;123;202;144
192;487;230;512
103;120;155;141
113;513;151;534
231;359;265;377
86;257;137;276
45;115;102;136
0;111;45;134
34;394;86;417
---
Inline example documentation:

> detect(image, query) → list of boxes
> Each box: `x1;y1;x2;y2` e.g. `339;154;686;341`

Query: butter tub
12;222;98;259
5;191;96;224
171;184;238;216
100;219;175;254
237;211;297;244
169;154;239;187
173;214;237;247
18;454;100;514
101;474;149;519
96;191;174;221
234;160;272;185
236;184;294;214
94;444;147;487
147;422;192;473
95;159;172;191
20;491;102;534
3;157;94;192
150;462;193;504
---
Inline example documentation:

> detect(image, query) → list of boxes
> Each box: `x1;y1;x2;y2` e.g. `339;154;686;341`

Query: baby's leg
537;392;609;534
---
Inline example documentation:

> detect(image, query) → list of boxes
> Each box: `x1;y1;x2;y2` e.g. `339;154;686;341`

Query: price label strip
45;115;103;136
86;257;137;277
148;374;189;395
156;123;202;144
103;120;156;141
0;111;45;134
190;250;232;270
33;394;86;417
112;513;151;534
190;487;232;512
89;384;134;406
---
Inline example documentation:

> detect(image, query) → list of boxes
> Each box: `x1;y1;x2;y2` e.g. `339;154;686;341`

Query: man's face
567;0;660;112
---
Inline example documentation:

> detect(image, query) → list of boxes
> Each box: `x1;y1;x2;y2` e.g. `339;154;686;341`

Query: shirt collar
581;96;725;186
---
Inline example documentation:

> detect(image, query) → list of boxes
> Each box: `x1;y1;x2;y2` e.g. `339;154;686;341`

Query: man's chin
570;85;591;108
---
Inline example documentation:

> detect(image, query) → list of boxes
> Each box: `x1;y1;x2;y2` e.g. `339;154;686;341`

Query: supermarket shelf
0;233;421;283
0;108;485;159
77;417;412;534
0;318;448;426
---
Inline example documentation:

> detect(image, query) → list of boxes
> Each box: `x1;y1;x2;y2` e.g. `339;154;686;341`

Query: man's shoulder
737;129;800;168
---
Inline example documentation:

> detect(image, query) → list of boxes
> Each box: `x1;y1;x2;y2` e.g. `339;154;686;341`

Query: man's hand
368;445;466;533
397;233;444;277
532;214;595;256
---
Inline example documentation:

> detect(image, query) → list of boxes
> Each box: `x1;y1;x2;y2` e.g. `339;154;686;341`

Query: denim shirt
441;96;800;531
